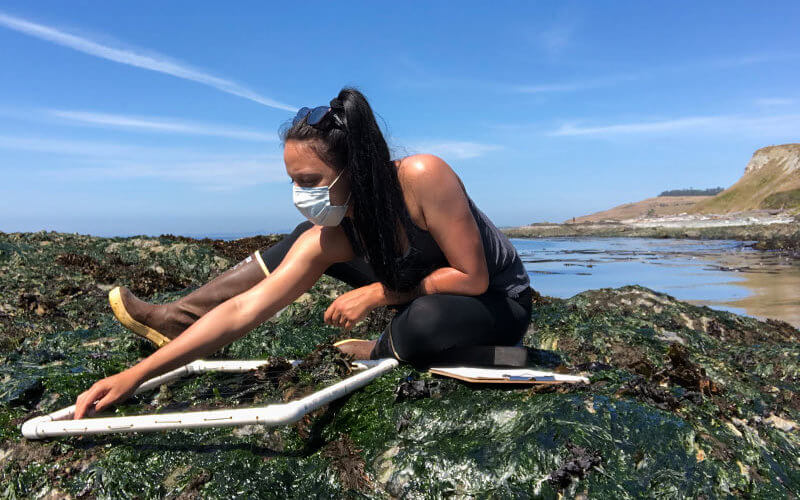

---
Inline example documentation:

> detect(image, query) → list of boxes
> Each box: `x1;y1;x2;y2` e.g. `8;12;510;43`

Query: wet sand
689;250;800;327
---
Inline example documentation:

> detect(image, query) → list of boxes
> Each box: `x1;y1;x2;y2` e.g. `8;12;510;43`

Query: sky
1;1;799;237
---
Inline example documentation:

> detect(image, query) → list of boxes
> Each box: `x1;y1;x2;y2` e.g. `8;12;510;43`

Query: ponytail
280;86;417;291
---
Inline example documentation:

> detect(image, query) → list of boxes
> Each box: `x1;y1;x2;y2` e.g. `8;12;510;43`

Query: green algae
1;231;798;498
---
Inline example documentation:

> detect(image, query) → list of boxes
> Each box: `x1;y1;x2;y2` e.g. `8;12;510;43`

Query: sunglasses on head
292;106;344;129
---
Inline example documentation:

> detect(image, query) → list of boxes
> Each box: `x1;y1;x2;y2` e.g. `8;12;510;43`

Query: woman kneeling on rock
74;87;531;419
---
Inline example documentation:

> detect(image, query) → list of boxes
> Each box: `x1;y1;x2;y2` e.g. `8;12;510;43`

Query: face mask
292;170;351;226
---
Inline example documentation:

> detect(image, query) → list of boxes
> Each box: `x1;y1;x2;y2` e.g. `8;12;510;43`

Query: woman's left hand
74;369;142;419
324;284;381;332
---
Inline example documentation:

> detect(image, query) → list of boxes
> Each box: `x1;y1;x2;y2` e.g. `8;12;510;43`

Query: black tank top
341;196;530;299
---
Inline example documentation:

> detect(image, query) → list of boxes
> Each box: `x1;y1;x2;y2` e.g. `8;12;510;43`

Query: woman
74;87;531;419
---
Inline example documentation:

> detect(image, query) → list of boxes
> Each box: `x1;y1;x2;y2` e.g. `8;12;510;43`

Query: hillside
688;143;800;214
565;143;800;224
568;195;711;223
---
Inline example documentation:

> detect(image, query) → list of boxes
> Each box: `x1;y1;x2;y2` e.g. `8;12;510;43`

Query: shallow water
512;237;800;328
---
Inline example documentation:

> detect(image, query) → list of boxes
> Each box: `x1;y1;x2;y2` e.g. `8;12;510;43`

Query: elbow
470;271;490;295
228;293;263;337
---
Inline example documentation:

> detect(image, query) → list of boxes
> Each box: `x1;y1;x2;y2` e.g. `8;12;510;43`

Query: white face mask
292;170;351;226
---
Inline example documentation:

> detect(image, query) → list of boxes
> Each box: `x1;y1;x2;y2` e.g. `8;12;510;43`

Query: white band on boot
254;250;269;277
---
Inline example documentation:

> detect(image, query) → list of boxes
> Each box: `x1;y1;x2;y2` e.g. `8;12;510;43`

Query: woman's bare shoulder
395;154;469;229
396;154;459;187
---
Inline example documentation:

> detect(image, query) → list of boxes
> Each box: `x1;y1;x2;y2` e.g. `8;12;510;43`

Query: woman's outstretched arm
73;224;354;419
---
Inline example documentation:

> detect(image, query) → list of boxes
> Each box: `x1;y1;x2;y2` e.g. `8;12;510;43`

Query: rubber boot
109;251;271;347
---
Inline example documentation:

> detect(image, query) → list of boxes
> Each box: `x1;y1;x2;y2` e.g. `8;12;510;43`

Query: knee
390;296;452;361
258;221;314;272
292;220;314;235
403;296;449;338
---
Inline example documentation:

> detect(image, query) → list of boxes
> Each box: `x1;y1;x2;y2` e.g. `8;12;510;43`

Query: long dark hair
279;87;417;291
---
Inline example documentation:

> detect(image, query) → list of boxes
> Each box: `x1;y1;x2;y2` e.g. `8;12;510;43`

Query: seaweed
0;231;798;498
157;233;282;263
548;442;602;490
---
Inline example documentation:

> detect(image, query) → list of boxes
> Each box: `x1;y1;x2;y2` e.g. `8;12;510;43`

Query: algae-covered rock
0;231;798;498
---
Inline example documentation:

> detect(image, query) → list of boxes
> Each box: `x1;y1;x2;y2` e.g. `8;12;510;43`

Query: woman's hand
73;369;142;419
324;284;381;332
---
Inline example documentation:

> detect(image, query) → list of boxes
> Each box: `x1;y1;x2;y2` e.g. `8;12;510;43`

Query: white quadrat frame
22;358;399;440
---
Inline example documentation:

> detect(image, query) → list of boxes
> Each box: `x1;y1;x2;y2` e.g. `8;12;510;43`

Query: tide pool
512;237;800;327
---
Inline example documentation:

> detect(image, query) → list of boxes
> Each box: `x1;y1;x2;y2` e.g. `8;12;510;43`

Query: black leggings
258;221;532;366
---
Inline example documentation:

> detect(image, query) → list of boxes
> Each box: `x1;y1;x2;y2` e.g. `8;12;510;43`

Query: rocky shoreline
503;213;800;257
1;231;798;498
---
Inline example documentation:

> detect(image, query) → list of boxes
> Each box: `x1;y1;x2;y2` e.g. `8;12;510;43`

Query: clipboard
428;366;589;385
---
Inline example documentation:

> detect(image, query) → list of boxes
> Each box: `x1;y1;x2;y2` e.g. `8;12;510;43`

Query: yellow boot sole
108;286;172;348
333;339;368;347
332;338;379;360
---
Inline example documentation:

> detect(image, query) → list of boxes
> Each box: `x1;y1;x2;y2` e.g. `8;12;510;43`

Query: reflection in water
511;237;800;328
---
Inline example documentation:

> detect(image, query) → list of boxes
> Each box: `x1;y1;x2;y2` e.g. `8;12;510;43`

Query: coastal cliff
1;231;798;498
555;143;800;224
505;144;800;250
689;144;800;214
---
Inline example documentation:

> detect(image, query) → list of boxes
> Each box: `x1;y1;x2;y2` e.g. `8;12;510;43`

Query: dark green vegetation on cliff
659;188;725;197
1;231;798;498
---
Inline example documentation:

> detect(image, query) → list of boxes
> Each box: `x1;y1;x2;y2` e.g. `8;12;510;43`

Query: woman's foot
333;339;377;360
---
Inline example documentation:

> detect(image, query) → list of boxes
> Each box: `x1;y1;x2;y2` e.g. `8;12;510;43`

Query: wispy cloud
550;116;717;136
398;140;503;160
48;109;277;141
0;135;155;156
0;11;296;111
755;97;796;107
0;134;285;190
387;54;495;91
508;73;640;94
548;113;800;137
538;22;576;59
395;51;798;95
46;160;287;191
517;5;582;60
509;53;797;95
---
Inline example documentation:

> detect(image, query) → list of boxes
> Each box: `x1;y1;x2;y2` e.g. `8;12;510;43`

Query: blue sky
1;1;798;237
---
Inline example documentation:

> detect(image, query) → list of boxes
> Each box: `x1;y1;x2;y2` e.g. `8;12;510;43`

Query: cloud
538;22;575;58
0;11;296;111
548;113;800;137
521;5;582;60
550;116;717;136
387;54;495;91
46;159;287;191
509;53;798;95
0;134;286;190
508;73;640;94
0;135;156;156
392;52;795;96
398;140;503;160
711;53;794;68
755;98;796;107
48;110;277;141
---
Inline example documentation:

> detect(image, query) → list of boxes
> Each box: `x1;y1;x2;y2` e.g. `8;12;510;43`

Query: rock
765;413;797;432
0;232;798;498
